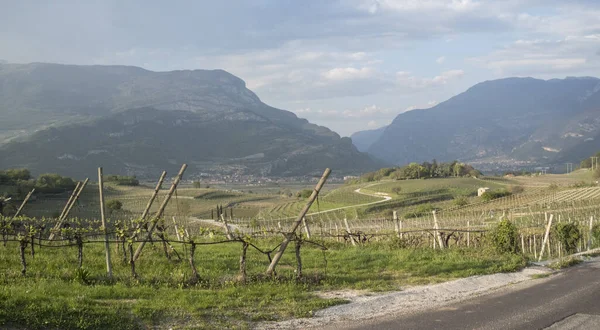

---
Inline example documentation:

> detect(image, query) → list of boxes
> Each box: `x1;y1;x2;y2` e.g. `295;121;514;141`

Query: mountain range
352;77;600;171
0;62;380;178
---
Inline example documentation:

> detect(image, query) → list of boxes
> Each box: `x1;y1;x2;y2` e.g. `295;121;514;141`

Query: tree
34;173;76;193
0;168;31;185
453;162;465;177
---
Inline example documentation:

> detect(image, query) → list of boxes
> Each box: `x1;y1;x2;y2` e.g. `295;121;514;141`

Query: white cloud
322;67;374;81
436;56;446;64
471;35;600;77
359;0;480;13
367;120;379;128
342;105;392;118
396;69;464;88
405;100;439;112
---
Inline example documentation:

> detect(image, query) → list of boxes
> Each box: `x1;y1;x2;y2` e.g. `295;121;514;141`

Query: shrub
391;187;402;194
553;223;581;254
404;203;435;218
489;219;520;254
480;190;512;202
105;175;139;186
508;185;524;194
296;189;313;199
453;196;468;207
106;199;123;211
592;224;600;246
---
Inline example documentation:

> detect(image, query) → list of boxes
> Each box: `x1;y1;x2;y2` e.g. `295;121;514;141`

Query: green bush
592;224;600;246
489;219;520;254
296;189;313;199
391;187;402;194
105;175;139;186
453;196;468;207
480;190;512;202
404;203;435;218
106;199;123;211
508;185;524;194
553;223;581;254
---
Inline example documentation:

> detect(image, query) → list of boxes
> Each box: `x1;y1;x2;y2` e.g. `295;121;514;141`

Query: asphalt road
346;260;600;330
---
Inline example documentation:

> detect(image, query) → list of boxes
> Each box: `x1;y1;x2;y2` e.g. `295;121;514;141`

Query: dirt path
302;183;392;217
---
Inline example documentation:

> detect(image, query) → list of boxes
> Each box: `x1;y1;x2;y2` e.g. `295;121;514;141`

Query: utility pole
566;163;573;174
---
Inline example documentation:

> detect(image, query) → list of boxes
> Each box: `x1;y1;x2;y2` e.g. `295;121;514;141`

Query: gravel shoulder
257;266;551;330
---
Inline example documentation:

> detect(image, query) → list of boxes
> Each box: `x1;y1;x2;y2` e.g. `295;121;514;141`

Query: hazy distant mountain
365;77;600;170
351;126;387;152
0;62;380;177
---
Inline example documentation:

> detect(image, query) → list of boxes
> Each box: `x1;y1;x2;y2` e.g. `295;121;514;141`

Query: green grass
547;257;583;270
0;238;525;329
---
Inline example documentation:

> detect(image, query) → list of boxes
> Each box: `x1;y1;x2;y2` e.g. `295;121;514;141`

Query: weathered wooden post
265;168;330;276
49;179;89;240
538;214;554;261
98;168;113;278
588;216;594;251
393;211;400;238
12;188;35;219
58;181;81;220
344;217;357;246
220;214;233;240
467;220;470;247
432;210;444;249
140;171;167;221
302;217;311;239
133;164;187;262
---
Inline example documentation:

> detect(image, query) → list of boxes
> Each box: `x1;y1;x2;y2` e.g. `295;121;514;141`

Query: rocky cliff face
363;77;600;170
0;63;380;177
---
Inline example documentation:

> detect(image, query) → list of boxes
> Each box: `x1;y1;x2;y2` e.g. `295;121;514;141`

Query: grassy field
0;238;525;329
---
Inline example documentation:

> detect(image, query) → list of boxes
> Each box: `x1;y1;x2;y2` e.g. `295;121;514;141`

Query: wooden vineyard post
302;217;311;239
265;168;330;276
467;220;470;247
238;241;249;283
344;217;357;246
58;181;81;220
172;217;181;241
60;178;89;221
12;188;35;219
49;179;89;240
220;214;233;240
521;234;525;253
393;211;400;238
140;171;167;221
538;214;554;262
335;223;340;242
133;164;187;262
432;210;444;249
98;168;113;278
588;216;594;251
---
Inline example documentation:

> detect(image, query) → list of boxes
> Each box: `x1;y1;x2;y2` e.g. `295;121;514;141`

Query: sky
1;0;600;136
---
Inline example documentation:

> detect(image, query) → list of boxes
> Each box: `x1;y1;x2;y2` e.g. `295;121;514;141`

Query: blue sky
1;0;599;136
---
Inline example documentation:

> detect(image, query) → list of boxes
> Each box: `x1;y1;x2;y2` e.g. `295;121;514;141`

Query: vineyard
2;168;600;328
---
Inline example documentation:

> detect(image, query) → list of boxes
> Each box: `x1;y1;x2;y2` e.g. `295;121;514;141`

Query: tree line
348;160;481;183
